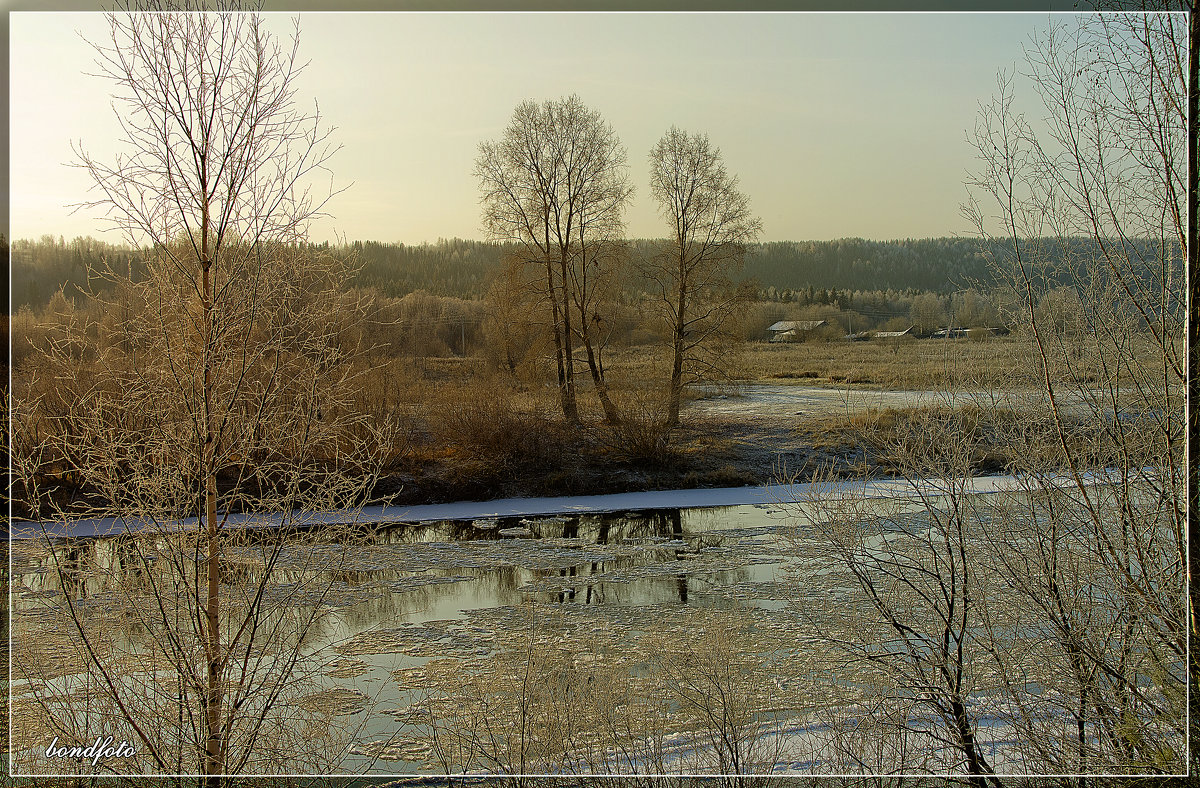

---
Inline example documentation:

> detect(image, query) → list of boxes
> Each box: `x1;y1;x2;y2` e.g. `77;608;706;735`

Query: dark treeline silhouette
11;235;150;309
744;237;996;293
739;236;1182;294
11;234;1174;310
351;238;520;299
348;237;1018;303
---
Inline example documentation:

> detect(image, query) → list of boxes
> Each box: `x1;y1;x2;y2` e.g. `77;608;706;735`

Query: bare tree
811;9;1187;776
413;603;782;781
791;425;1003;785
11;8;393;780
777;12;1187;777
645;610;786;786
646;127;761;426
476;96;634;424
959;15;1187;769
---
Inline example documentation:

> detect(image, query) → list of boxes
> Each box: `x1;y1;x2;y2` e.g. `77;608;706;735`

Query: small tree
482;255;551;378
790;423;1002;783
646;126;762;426
908;292;947;336
951;288;1001;328
11;8;392;780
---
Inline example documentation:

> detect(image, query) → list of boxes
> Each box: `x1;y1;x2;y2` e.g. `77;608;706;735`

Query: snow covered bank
11;472;1114;540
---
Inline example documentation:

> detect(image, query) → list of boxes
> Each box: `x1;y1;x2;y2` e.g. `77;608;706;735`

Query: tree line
15;232;1163;311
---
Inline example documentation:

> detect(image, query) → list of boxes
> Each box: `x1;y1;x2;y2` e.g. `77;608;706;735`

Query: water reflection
13;502;804;775
13;504;791;661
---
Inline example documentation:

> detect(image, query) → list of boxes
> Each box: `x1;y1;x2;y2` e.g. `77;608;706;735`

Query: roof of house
874;327;913;338
767;320;826;332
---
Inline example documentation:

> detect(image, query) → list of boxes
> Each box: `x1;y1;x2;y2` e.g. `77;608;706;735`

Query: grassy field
348;333;1128;400
735;335;1039;389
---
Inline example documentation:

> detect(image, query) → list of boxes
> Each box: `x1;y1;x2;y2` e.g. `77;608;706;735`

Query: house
873;327;913;340
931;326;1006;339
767;320;826;342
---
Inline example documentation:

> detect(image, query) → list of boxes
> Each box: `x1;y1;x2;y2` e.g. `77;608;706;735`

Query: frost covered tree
962;11;1187;771
786;10;1188;777
12;7;390;781
646;127;761;426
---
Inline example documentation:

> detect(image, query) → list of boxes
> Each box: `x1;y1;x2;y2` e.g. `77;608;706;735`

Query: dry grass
731;333;1175;391
735;336;1039;389
794;402;1167;478
794;405;1024;476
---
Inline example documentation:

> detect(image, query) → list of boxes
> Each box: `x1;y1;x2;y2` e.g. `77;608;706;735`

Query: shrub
428;387;564;474
604;387;675;465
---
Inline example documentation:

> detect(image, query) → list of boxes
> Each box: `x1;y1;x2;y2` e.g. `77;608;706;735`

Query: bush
881;333;916;354
10;306;43;369
428;387;565;474
604;387;675;465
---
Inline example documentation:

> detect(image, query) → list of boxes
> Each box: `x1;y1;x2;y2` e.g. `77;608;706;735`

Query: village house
872;326;913;340
766;319;826;342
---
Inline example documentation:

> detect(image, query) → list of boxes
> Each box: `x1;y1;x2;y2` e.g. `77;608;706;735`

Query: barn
766;320;826;342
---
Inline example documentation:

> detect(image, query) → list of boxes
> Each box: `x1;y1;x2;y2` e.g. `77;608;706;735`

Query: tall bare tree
476;95;633;424
962;9;1184;773
646;127;761;426
777;11;1188;777
11;8;390;781
1184;9;1199;769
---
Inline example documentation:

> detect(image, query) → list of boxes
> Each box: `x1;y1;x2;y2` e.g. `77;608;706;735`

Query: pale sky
11;12;1058;244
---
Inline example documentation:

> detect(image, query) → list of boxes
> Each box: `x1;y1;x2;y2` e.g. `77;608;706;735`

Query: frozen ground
686;383;1008;420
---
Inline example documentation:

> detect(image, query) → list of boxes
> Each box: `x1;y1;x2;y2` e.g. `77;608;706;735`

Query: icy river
11;473;1109;776
7;377;1179;776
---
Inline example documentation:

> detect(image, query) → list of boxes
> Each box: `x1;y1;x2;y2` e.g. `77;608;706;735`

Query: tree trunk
582;336;620;425
950;695;997;787
667;253;688;428
667;337;684;428
543;256;574;423
201;187;223;787
558;255;579;423
573;233;619;425
1187;2;1198;774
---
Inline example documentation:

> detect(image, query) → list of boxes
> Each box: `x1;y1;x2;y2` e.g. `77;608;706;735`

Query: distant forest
351;236;1006;300
8;233;1167;310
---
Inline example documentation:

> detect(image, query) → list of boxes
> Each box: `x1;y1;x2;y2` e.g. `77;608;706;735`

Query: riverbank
10;381;1109;525
373;383;1080;508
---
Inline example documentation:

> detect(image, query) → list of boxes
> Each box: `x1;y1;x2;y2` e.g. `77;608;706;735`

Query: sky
10;12;1061;244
